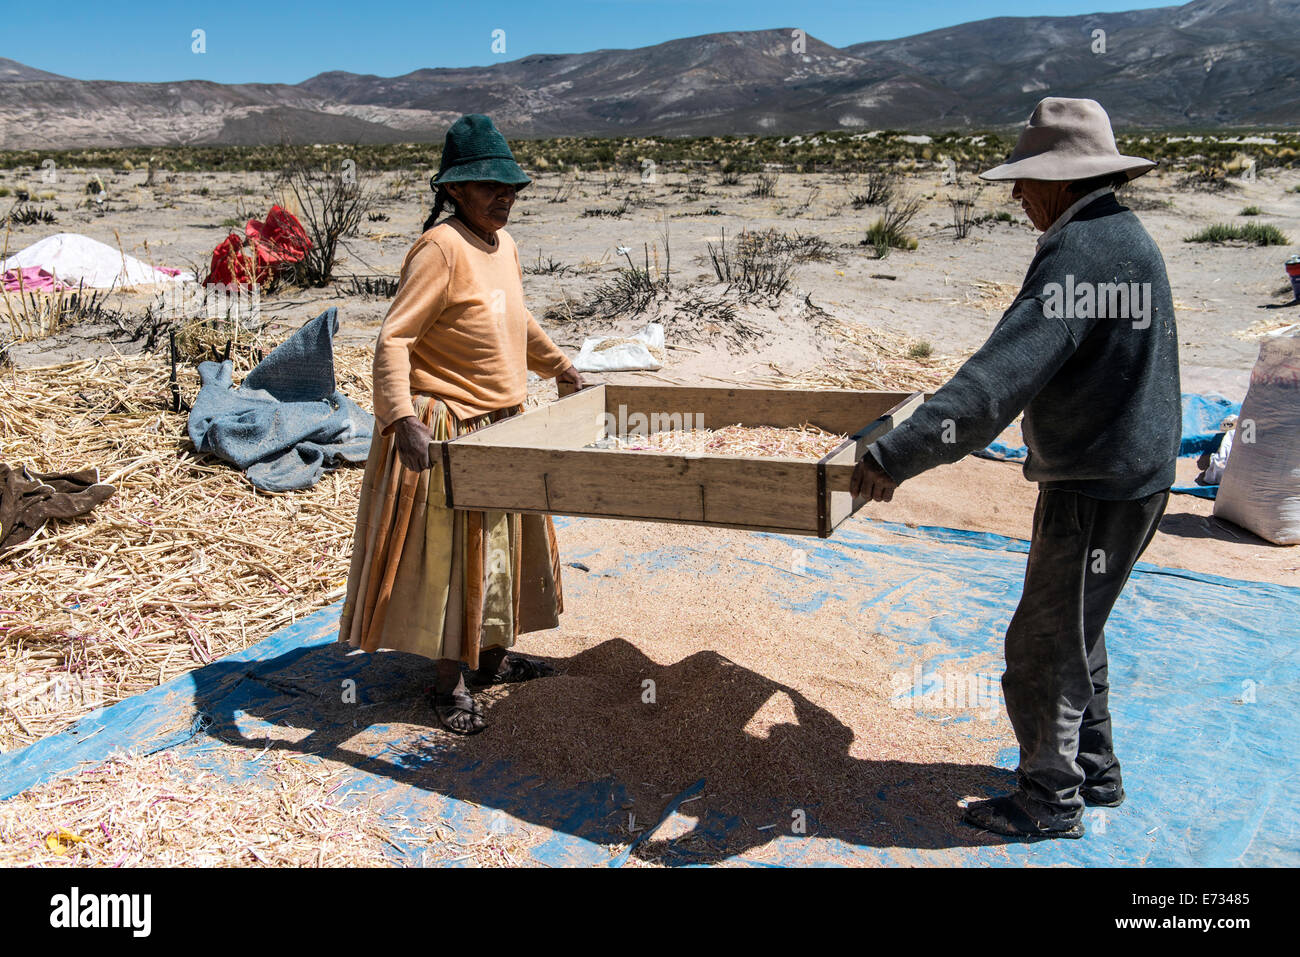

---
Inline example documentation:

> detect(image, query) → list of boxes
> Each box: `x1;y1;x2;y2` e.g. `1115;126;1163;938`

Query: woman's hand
556;364;586;394
394;415;435;472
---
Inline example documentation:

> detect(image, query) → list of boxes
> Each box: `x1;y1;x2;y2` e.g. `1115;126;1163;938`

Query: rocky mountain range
1;0;1297;148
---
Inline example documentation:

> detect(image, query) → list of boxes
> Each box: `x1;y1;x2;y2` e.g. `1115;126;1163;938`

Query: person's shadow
188;633;1014;864
1158;508;1277;547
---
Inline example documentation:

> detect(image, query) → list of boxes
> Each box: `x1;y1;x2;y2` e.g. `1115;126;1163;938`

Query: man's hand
556;364;587;393
394;415;435;472
850;453;899;502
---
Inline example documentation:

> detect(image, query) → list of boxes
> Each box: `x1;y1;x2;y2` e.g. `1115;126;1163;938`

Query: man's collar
1036;186;1114;249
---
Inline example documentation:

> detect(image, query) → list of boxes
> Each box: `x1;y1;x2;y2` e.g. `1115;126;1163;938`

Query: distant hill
1;0;1297;149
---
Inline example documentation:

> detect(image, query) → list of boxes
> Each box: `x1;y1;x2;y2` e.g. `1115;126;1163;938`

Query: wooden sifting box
439;383;923;538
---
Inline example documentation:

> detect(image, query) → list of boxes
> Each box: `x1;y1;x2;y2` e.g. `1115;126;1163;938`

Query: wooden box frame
439;384;923;538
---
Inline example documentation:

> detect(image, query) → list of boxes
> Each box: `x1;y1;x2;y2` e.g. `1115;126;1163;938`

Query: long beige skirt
337;394;563;668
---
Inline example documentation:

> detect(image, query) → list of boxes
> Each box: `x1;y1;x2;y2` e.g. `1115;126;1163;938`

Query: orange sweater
372;217;573;432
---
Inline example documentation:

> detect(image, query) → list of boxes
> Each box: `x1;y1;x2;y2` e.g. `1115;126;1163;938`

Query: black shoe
468;653;556;688
962;792;1085;840
1081;782;1125;807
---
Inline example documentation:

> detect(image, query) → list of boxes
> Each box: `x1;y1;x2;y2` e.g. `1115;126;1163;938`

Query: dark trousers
1002;487;1169;817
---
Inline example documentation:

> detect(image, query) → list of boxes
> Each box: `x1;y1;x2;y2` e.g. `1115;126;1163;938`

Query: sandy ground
882;456;1297;584
7;163;1300;380
4;162;1295;585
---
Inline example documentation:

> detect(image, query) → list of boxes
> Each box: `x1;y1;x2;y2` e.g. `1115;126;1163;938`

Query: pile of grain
436;519;1013;863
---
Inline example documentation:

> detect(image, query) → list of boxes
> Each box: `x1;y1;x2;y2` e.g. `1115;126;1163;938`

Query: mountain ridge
1;0;1296;148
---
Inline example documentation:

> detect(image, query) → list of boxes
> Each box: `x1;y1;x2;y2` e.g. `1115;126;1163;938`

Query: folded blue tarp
975;393;1240;498
187;307;373;492
1177;393;1240;457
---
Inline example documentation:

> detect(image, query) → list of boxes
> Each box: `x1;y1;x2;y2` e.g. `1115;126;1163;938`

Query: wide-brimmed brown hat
980;97;1156;182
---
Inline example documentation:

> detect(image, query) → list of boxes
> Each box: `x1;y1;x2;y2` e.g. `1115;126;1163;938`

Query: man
851;97;1181;840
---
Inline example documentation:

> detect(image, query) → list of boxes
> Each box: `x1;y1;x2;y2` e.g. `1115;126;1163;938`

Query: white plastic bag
573;323;664;373
1214;333;1300;544
1199;425;1234;486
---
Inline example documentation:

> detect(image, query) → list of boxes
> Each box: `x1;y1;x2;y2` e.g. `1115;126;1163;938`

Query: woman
339;114;583;734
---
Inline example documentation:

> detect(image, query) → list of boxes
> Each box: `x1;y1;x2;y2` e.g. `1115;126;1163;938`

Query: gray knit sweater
870;193;1181;501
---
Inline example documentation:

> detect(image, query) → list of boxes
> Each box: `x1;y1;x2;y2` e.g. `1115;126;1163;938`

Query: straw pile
0;750;440;867
922;279;1019;317
0;347;374;753
1234;315;1300;340
600;423;846;459
754;318;963;393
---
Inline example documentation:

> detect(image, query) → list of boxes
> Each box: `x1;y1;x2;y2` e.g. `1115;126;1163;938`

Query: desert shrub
522;253;573;276
344;275;400;298
581;203;629;218
1185;222;1290;245
3;203;55;226
750;172;779;198
949;195;977;239
273;145;376;286
1177;168;1240;192
706;227;795;299
863;197;922;257
851;168;895;208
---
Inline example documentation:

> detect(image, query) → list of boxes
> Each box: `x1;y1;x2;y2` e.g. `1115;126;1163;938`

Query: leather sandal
430;688;486;735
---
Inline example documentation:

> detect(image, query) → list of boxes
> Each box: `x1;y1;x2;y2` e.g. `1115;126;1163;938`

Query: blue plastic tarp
2;515;1295;867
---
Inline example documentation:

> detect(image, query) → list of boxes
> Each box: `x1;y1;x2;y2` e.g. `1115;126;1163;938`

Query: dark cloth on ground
0;463;115;555
187;307;373;492
1002;487;1169;817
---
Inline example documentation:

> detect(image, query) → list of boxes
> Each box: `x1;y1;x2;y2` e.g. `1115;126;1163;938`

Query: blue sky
7;1;1170;84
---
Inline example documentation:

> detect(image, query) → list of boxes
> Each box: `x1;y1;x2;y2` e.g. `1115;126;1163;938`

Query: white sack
1214;333;1300;544
573;323;665;373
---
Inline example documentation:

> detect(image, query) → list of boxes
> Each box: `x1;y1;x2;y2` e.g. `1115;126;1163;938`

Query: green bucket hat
430;114;531;190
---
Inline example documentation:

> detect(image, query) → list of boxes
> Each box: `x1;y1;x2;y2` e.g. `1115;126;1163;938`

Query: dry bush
273;146;376;286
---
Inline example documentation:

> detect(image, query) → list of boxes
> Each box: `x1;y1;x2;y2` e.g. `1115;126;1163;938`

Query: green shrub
862;197;922;257
1239;205;1262;216
1185;222;1290;245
